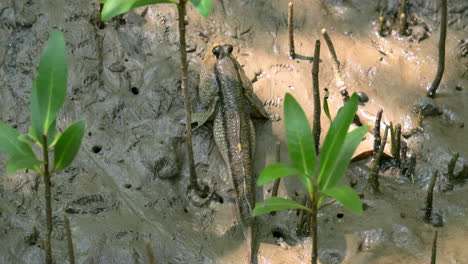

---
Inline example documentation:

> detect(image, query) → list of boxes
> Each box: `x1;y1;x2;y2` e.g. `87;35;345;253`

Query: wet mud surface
0;0;467;263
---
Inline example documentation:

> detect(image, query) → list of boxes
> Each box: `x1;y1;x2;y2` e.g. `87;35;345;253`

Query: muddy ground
0;0;467;263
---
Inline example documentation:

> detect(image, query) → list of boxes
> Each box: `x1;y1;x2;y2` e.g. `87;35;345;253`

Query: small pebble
357;92;369;103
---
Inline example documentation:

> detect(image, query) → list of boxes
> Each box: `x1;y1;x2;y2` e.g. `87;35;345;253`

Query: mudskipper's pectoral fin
182;97;219;131
244;90;270;119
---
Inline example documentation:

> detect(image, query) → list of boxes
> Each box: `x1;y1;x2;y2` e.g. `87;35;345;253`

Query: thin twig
427;0;447;98
424;170;439;223
312;40;321;153
42;135;53;264
321;28;349;103
177;0;205;197
369;125;389;193
288;2;295;59
64;215;75;264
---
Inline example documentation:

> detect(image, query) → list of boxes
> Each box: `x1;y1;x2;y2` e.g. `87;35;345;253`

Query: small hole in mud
125;58;128;62
218;196;224;204
88;132;92;136
271;229;285;239
131;87;139;95
336;213;344;219
183;207;188;213
91;145;102;154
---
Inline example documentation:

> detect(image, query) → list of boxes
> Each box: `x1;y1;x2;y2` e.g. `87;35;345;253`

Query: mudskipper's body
194;44;268;263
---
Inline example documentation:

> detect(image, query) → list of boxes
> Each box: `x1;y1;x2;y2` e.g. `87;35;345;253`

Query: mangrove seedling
0;30;85;264
100;0;212;197
253;93;368;264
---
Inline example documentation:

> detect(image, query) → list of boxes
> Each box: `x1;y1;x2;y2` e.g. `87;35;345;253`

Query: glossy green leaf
0;122;36;158
257;163;312;192
7;154;42;175
54;119;85;171
284;93;316;178
253;197;312;216
319;126;369;190
322;185;363;215
17;134;34;145
318;94;359;189
49;132;62;148
323;96;332;121
101;0;176;21
30;30;68;136
190;0;212;17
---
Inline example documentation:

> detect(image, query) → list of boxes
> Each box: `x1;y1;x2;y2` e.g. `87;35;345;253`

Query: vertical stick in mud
321;29;350;103
288;2;295;59
447;152;460;180
431;230;438;264
369;125;389;193
373;109;383;156
394;124;401;166
42;135;53;264
425;170;439;223
64;215;75;264
427;0;447;98
312;40;321;153
177;0;204;196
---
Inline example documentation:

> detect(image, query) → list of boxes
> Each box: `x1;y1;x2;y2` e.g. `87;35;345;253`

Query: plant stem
177;0;204;196
42;135;53;264
64;215;75;264
427;0;447;98
373;109;383;156
424;170;439;223
312;40;321;153
431;230;438;264
288;2;295;59
310;186;318;264
271;141;281;198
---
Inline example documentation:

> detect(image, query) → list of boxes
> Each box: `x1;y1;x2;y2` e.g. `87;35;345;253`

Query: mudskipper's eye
212;45;222;58
224;44;233;55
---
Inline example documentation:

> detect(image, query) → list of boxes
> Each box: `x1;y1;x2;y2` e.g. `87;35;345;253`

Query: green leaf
323;96;332;121
54;119;85;171
283;93;316;179
7;154;42;175
257;163;310;190
31;30;68;137
190;0;212;17
101;0;175;21
319;126;368;190
318;93;359;189
253;197;312;216
322;185;363;215
0;122;36;158
49;132;63;148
